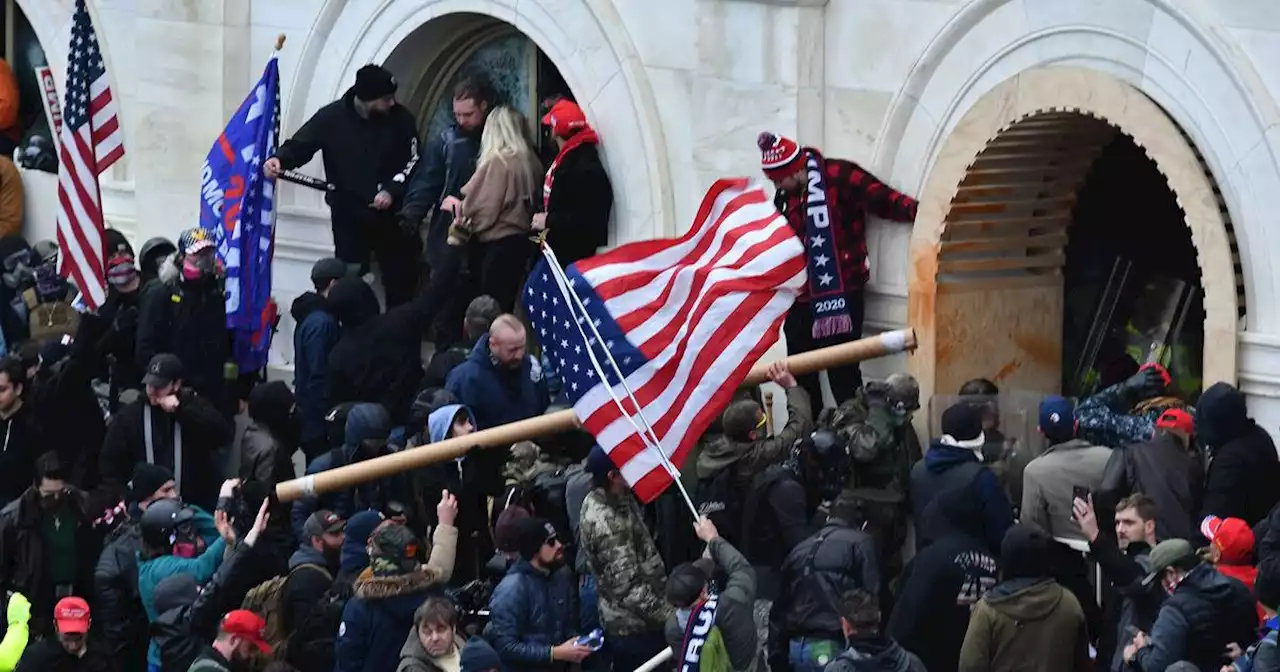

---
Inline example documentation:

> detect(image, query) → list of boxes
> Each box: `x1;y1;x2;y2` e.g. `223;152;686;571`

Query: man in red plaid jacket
758;131;919;406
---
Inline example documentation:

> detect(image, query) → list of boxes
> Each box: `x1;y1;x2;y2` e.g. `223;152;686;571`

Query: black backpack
529;468;571;539
284;580;353;672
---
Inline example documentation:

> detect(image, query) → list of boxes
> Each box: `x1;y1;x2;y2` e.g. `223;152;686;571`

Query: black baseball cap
310;257;349;289
143;354;184;388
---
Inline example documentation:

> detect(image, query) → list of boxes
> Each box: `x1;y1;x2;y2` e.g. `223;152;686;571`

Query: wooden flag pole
275;328;918;502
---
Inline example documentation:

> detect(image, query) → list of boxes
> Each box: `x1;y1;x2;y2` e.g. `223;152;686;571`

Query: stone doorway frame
907;67;1241;402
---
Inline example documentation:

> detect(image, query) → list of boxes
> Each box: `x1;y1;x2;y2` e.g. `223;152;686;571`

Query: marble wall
17;0;1280;431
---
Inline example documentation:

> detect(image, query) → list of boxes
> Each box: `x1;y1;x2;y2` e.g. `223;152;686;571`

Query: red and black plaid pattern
776;154;919;299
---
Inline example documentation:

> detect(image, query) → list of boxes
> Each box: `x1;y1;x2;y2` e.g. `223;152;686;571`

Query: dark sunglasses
543;536;561;548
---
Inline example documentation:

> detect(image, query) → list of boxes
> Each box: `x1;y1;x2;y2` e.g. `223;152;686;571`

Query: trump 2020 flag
524;179;807;502
199;53;281;373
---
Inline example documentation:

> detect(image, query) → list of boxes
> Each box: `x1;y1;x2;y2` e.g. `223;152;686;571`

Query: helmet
31;240;58;266
140;498;196;549
138;237;177;279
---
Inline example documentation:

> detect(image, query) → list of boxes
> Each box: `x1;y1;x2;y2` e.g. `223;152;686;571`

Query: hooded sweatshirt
338;510;386;586
1197;383;1280;525
239;380;299;486
959;577;1090;672
889;480;998;672
291;291;340;445
825;636;926;672
909;439;1013;552
291;403;402;538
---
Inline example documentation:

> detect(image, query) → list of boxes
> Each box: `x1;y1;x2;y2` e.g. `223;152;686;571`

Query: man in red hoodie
1202;515;1267;622
757;132;918;405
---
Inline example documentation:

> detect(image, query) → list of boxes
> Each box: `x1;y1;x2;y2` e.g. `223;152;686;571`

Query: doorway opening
930;111;1239;400
383;13;573;160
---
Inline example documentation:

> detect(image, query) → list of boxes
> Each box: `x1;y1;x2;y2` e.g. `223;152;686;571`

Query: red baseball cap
54;596;90;634
541;99;588;138
1155;408;1194;435
220;609;272;653
1201;516;1255;564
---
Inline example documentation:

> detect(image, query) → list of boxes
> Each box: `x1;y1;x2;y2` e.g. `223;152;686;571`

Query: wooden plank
958;167;1093;187
940;232;1068;254
933;281;1063;395
947;195;1077;216
938;252;1066;274
936;272;1062;292
943;218;1071;241
951;183;1078;203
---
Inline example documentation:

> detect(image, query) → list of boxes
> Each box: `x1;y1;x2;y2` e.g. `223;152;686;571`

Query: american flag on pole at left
56;0;125;310
524;179;806;502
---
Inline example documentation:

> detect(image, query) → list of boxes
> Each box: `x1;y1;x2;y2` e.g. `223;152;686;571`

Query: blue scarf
802;150;853;338
678;593;723;672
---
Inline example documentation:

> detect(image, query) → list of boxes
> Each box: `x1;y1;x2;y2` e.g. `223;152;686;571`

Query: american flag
524;179;807;502
56;0;125;310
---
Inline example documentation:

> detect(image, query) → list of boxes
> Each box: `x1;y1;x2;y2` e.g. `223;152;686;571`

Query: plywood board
934;282;1063;395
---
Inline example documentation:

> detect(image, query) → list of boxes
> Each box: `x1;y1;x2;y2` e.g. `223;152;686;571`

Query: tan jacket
0;156;22;238
1020;438;1112;542
459;151;542;243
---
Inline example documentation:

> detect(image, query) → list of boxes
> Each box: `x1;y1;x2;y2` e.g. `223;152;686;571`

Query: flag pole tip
275;34;286;51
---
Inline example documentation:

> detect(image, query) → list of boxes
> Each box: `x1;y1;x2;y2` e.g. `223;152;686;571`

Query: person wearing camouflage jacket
579;447;672;672
1077;365;1193;449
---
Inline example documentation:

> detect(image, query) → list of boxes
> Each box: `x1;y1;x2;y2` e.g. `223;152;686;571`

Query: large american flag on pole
56;0;125;310
524;179;806;502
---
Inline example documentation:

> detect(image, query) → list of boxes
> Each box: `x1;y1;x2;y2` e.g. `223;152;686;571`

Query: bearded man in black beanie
265;63;423;307
486;517;589;670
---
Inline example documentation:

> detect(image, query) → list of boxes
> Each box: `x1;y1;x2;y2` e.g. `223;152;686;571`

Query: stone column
131;0;250;240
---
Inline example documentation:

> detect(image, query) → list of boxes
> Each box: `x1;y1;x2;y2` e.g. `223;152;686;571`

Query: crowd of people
0;59;1271;672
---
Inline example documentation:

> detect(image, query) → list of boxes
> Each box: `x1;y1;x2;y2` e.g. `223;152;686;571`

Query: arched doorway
382;13;573;160
908;67;1242;405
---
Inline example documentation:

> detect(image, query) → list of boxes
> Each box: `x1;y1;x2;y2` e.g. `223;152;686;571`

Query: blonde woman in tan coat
447;105;543;312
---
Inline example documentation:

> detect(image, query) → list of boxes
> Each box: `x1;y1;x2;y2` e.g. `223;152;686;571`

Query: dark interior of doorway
1062;135;1205;400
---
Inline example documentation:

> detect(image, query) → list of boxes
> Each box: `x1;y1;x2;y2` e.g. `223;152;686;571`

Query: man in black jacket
264;64;422;308
0;453;103;638
1073;492;1165;671
887;476;998;672
100;353;233;511
1100;408;1202;542
534;99;613;268
93;463;181;672
13;596;114;672
768;510;879;672
325;274;450;427
399;73;494;348
280;510;344;634
1196;382;1280;526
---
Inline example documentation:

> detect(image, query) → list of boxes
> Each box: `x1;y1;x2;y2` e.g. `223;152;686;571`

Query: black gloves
1119;366;1167;402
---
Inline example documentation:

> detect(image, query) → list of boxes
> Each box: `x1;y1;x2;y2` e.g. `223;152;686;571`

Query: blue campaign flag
199;54;281;374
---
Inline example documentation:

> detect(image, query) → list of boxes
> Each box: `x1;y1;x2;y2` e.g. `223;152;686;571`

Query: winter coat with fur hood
334;523;458;672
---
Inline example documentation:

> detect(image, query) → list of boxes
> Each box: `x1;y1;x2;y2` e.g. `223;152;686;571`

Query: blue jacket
290;292;340;445
445;338;550;431
290;403;402;539
335;569;443;672
137;507;226;667
484;560;575;671
400;126;479;268
909;441;1014;553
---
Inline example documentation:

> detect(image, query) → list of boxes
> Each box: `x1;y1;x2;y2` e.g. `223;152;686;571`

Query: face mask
181;255;217;281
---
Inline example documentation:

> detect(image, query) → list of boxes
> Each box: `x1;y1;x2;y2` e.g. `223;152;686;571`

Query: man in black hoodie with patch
264;65;422;308
888;477;998;672
292;257;347;460
1196;382;1280;526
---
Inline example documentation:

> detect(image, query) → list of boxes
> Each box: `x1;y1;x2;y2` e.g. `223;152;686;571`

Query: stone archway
907;67;1240;403
282;0;673;245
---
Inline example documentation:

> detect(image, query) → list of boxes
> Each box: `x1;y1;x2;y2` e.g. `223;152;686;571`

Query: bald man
445;313;549;430
445;313;550;502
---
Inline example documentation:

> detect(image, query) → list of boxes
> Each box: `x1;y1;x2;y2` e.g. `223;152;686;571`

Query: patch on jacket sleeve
529;356;543;383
